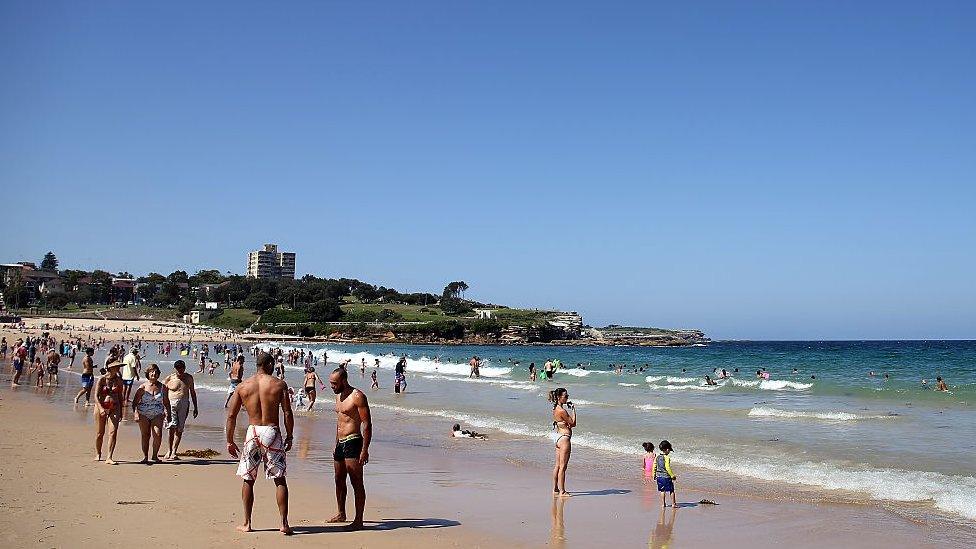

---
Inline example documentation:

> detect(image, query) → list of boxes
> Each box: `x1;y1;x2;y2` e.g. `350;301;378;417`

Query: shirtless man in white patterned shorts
226;351;295;535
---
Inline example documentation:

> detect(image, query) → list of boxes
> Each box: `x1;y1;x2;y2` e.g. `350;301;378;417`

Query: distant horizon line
708;338;975;343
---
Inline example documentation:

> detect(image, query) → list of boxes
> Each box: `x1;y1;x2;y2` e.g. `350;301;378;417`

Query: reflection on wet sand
551;495;567;547
649;506;676;549
297;433;312;460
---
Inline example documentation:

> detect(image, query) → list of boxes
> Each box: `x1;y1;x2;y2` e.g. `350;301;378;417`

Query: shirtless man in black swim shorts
327;368;372;530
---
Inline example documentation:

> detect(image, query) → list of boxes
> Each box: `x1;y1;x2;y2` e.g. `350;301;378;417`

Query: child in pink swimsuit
642;441;656;476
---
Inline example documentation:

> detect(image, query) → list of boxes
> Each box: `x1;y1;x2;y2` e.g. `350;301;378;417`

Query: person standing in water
328;368;372;531
394;356;406;394
226;351;294;535
303;366;326;411
45;348;61;386
469;356;480;378
121;347;141;403
549;388;576;496
225;355;245;408
74;347;96;404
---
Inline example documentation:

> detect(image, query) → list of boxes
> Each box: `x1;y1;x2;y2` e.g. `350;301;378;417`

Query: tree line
3;252;480;324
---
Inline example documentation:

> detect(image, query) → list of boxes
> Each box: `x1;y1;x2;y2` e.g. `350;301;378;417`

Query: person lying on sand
452;423;487;440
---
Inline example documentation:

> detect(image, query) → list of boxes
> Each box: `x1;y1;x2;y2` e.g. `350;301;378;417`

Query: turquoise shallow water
244;340;976;525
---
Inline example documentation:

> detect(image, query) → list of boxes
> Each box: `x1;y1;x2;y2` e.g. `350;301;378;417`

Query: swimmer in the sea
704;375;717;386
451;424;487;440
936;377;949;392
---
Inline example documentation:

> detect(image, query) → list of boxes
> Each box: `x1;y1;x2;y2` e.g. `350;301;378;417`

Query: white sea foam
724;378;813;391
258;344;513;378
634;404;674;411
561;368;592;377
569;399;612;407
748;406;894;422
618;383;639;387
650;383;720;392
644;375;665;383
665;376;698;383
419;374;537;391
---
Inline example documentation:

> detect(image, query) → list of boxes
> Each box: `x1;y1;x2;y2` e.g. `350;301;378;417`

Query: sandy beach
1;323;971;548
4;316;301;344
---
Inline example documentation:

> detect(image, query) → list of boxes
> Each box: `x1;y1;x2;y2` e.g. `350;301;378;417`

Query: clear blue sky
2;1;974;340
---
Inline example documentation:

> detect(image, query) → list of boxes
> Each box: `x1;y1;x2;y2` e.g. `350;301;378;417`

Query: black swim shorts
333;435;363;461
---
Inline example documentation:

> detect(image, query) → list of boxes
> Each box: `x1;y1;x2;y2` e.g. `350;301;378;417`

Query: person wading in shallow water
303;366;326;411
74;347;96;404
227;351;295;535
327;368;372;531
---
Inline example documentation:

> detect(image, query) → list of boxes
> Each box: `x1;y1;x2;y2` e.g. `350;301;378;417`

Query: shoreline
2;324;973;547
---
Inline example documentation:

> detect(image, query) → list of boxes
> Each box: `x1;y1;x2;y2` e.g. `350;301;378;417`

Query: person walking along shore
132;363;168;463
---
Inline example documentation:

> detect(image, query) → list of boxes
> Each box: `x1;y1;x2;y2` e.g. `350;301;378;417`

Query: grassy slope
202;308;259;330
339;302;447;322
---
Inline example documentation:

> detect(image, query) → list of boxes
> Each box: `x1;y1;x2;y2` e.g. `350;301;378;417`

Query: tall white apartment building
247;244;296;279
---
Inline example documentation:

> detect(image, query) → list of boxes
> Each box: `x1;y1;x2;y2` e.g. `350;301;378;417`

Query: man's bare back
235;373;291;426
226;353;294;535
230;360;243;383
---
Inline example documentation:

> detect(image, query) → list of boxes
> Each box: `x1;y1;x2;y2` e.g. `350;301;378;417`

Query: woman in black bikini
549;388;576;496
94;360;125;464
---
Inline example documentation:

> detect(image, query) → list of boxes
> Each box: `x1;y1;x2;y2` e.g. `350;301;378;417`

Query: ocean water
249;340;976;525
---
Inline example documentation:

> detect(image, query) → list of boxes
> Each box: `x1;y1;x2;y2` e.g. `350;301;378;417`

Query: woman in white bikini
132;364;169;463
549;388;576;496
